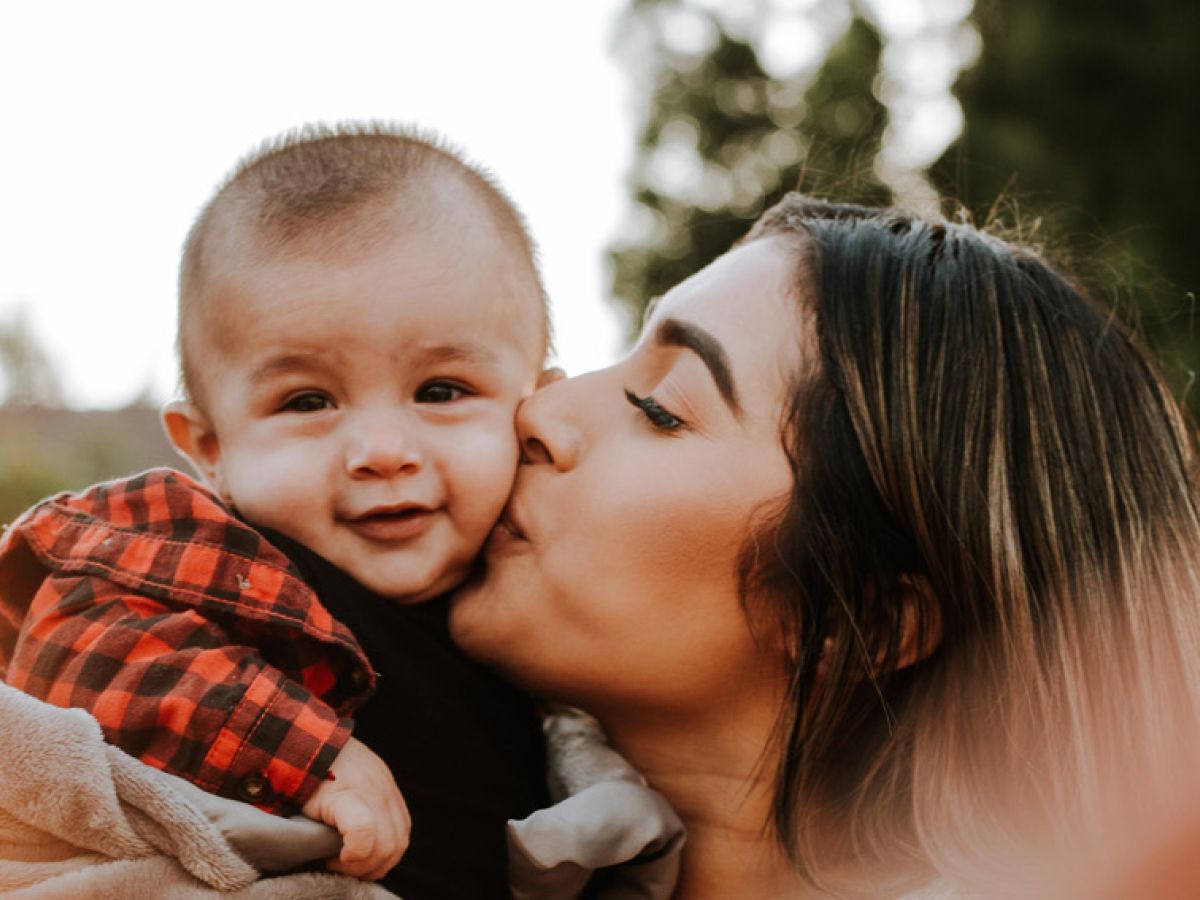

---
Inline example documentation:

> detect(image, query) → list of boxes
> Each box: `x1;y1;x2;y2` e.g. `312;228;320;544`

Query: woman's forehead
652;236;796;320
644;236;806;415
655;238;799;342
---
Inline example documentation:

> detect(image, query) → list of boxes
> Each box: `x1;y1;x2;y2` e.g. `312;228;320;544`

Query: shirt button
237;775;271;803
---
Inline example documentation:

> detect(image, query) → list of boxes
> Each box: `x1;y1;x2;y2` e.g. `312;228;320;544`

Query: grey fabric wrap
0;680;394;899
507;706;686;900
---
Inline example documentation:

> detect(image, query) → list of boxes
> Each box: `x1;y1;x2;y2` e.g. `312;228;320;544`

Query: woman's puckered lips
487;503;529;550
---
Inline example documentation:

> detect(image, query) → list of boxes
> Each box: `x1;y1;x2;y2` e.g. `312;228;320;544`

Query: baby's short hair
177;122;545;404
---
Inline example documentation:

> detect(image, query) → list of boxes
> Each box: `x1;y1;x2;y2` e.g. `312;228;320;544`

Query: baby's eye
281;392;334;413
416;381;469;404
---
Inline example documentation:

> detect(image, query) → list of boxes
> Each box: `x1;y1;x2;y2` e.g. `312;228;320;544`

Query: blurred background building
3;0;1197;523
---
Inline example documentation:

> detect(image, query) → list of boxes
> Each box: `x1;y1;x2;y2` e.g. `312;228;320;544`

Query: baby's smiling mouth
342;504;436;541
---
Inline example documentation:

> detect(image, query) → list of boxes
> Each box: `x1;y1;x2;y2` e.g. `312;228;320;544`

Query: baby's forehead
204;183;539;305
213;178;506;267
186;216;546;399
178;129;549;407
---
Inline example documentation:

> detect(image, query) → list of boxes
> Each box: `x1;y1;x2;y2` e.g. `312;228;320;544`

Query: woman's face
450;235;804;721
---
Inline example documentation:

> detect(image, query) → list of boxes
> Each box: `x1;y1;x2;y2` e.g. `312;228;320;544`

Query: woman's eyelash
624;389;687;433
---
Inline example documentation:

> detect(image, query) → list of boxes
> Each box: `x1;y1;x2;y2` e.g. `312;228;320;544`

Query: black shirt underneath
266;532;548;899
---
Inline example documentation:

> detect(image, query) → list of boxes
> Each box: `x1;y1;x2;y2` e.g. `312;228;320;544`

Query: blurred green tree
0;308;62;407
609;0;888;333
929;0;1200;400
0;405;177;525
0;310;178;523
610;0;1198;411
0;439;71;525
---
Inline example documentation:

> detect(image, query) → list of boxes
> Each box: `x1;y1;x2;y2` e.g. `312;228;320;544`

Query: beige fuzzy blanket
0;682;684;899
0;681;395;899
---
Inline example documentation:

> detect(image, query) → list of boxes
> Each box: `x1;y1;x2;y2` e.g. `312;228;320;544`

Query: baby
0;124;553;897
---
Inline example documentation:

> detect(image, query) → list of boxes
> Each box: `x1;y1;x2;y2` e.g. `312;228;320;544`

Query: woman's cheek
602;480;748;592
540;486;742;660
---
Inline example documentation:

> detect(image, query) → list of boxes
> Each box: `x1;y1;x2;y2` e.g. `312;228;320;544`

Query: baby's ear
161;400;228;499
537;366;567;389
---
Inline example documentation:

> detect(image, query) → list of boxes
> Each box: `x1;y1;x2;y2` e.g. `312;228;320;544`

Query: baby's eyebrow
416;342;502;366
246;343;501;384
249;351;333;382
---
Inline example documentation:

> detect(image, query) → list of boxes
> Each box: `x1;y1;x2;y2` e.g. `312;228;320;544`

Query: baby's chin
355;560;474;605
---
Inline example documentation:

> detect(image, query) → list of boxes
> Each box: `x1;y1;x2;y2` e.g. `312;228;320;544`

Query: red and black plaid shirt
0;468;375;813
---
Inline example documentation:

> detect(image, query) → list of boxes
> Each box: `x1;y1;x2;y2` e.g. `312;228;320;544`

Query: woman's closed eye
280;391;335;413
624;389;688;433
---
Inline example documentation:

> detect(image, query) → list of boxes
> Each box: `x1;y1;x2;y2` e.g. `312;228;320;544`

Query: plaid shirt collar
0;468;366;663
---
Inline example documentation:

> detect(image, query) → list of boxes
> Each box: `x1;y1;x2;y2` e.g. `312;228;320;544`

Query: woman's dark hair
740;195;1200;889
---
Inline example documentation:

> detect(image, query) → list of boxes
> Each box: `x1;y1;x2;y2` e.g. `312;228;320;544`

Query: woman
451;195;1200;896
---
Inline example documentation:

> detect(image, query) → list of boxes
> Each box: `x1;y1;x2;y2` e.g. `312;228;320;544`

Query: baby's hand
301;736;410;880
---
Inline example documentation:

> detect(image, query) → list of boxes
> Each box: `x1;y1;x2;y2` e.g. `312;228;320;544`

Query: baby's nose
345;419;424;478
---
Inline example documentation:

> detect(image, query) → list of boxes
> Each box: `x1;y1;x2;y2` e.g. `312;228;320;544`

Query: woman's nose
345;416;424;478
516;374;584;472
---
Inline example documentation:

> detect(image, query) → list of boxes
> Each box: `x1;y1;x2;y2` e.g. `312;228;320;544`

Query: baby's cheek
224;452;317;534
444;422;522;518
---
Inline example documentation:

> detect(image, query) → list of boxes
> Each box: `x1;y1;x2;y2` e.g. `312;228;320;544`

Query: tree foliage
929;0;1200;399
0;405;176;524
0;308;62;407
609;1;887;335
610;0;1200;408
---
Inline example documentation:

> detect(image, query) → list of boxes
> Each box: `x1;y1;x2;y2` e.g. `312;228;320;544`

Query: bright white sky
0;0;633;409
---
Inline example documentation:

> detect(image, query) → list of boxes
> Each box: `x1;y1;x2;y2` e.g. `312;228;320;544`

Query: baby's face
184;216;544;602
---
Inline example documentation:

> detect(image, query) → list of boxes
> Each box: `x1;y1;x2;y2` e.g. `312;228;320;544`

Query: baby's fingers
329;794;378;868
349;804;406;881
364;805;409;881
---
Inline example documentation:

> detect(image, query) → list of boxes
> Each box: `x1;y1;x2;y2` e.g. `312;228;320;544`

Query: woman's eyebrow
655;317;742;417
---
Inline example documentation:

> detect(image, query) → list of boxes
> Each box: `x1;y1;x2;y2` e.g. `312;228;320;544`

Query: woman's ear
161;400;228;499
816;575;943;681
816;635;836;679
892;574;943;671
